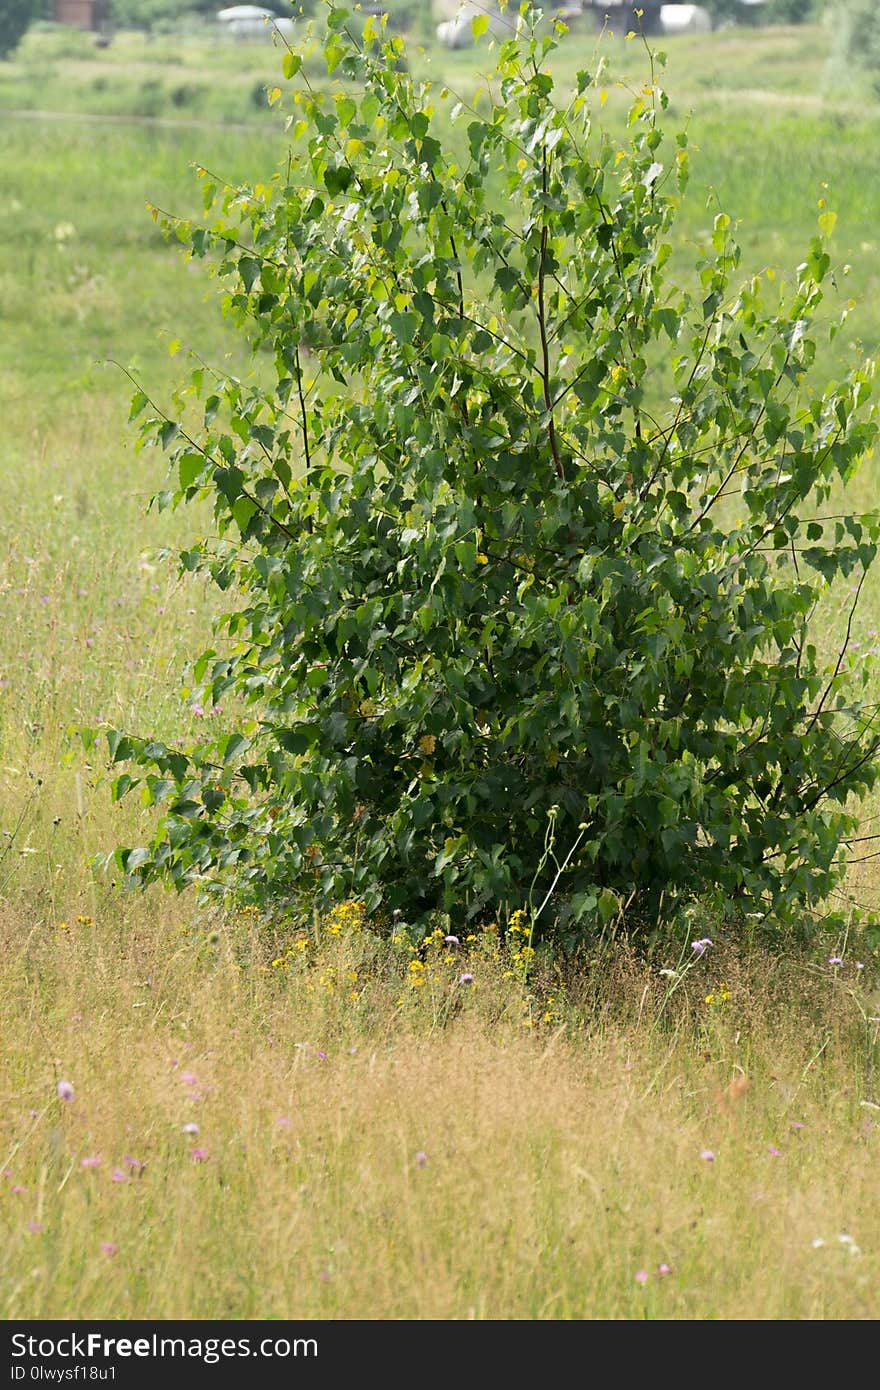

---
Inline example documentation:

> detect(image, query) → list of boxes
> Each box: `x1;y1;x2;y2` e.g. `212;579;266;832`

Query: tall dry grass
2;903;877;1319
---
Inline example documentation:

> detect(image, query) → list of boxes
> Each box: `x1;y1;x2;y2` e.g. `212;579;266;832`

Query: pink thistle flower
459;973;474;986
190;1148;209;1163
444;935;460;947
111;1169;128;1183
635;1269;649;1285
276;1117;292;1130
80;1156;101;1169
180;1071;199;1086
658;1263;672;1277
700;1149;715;1162
11;1185;27;1194
100;1242;118;1257
767;1146;783;1157
56;1079;74;1102
26;1221;44;1235
828;955;844;967
415;1150;428;1168
123;1155;144;1172
316;1050;327;1061
181;1122;199;1136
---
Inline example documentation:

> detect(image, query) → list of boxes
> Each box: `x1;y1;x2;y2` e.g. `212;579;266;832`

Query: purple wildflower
828;956;844;967
123;1155;144;1172
80;1156;101;1169
658;1263;672;1277
26;1221;44;1235
635;1269;649;1285
56;1079;74;1103
111;1169;128;1183
691;938;713;957
444;935;460;947
100;1242;118;1257
190;1148;209;1163
415;1150;428;1169
459;973;474;986
181;1123;199;1136
700;1149;715;1163
767;1146;783;1157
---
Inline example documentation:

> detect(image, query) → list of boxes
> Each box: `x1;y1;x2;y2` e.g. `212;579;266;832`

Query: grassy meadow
1;18;879;1320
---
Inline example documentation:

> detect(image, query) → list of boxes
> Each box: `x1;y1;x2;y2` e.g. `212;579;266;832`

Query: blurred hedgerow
91;4;879;949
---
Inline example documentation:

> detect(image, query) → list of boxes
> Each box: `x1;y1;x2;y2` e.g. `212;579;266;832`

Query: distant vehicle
435;4;518;49
659;3;711;32
216;6;295;39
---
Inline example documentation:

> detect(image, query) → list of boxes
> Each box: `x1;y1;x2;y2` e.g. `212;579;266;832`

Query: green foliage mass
701;0;820;23
0;0;39;58
108;0;210;29
830;0;880;90
103;8;879;944
108;0;305;30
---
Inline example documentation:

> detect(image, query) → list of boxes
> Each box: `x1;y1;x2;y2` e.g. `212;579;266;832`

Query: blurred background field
1;11;878;1318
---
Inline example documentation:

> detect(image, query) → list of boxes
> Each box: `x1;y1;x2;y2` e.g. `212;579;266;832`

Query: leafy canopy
0;0;39;59
98;6;879;945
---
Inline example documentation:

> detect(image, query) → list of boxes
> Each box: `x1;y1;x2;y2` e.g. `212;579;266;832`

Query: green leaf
239;256;261;293
389;311;418;345
232;496;259;534
178;453;206;490
222;733;251;764
129;390;149;421
818;208;837;240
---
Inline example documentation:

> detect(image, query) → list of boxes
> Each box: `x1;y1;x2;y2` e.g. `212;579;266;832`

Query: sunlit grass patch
1;900;877;1318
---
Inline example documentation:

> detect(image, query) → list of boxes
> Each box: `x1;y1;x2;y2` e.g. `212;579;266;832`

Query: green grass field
1;19;879;1320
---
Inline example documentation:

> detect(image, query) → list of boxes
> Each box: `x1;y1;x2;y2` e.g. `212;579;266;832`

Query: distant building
53;0;109;31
